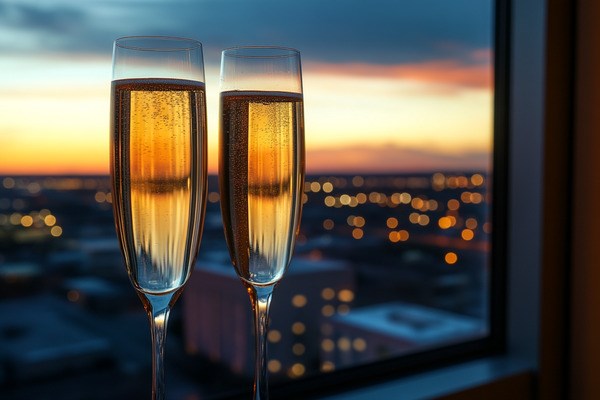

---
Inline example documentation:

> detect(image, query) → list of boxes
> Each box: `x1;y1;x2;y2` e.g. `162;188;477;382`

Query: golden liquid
111;78;207;294
219;91;305;286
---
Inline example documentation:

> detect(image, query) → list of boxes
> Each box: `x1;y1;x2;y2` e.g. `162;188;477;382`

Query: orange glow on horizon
304;50;492;90
0;53;492;176
305;143;490;174
0;147;108;176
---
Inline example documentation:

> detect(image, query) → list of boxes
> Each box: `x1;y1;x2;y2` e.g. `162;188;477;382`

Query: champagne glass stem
144;292;175;400
249;285;274;400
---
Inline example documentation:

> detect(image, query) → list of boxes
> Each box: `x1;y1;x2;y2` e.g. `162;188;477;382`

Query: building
182;257;354;380
0;294;113;383
320;301;486;370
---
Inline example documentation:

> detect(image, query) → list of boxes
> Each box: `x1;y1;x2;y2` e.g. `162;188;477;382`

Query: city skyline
0;0;493;175
0;170;491;396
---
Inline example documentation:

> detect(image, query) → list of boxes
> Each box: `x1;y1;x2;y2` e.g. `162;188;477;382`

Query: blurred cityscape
0;172;490;399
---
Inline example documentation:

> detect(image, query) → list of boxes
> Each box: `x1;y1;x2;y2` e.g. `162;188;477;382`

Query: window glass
0;0;494;398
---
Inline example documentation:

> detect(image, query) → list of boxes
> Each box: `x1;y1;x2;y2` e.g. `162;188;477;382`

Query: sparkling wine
111;78;207;294
219;90;305;286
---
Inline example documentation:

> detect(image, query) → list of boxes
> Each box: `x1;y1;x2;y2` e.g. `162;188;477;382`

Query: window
0;1;522;399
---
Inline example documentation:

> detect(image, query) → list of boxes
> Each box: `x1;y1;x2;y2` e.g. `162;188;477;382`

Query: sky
0;0;494;175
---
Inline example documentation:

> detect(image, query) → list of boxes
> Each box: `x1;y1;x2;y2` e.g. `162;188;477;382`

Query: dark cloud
0;0;493;66
152;0;493;66
0;2;86;32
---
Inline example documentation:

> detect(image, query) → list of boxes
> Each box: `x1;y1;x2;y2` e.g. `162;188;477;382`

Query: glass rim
114;36;203;52
222;45;300;59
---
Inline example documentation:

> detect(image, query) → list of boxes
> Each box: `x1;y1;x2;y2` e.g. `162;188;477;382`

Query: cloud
171;0;492;67
305;54;492;90
0;1;106;54
306;143;491;174
0;0;493;66
0;2;85;32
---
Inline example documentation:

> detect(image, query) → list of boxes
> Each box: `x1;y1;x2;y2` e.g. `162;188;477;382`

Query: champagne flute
218;46;305;399
110;36;208;399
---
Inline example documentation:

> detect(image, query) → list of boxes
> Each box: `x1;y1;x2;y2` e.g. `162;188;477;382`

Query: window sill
315;356;535;400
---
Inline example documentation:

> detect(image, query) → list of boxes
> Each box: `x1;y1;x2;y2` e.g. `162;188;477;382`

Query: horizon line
0;169;490;178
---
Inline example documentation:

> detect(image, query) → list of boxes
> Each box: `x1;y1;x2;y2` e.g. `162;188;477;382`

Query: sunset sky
0;0;493;175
